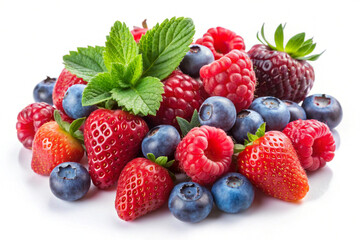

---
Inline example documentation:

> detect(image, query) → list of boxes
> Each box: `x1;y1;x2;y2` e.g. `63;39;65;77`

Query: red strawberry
115;155;174;221
31;111;85;175
131;19;148;43
236;123;309;201
84;109;149;189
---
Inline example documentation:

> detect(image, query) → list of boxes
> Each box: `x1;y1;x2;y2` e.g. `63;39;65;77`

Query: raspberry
175;125;234;185
200;49;256;112
147;70;207;129
16;102;55;149
196;27;246;60
283;119;336;171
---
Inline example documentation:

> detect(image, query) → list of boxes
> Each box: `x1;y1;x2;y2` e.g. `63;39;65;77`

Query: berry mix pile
16;17;343;223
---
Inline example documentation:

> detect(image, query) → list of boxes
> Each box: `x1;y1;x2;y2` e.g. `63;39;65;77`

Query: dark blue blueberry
199;96;237;131
302;94;342;129
33;76;57;105
250;96;290;131
168;182;213;223
230;109;264;144
211;172;254;213
141;125;181;158
283;100;307;122
179;44;214;78
49;162;91;201
62;84;97;119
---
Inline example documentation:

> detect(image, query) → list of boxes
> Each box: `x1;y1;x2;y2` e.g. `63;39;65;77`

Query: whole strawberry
248;24;323;102
236;123;309;201
31;110;85;175
115;154;174;221
84;109;148;189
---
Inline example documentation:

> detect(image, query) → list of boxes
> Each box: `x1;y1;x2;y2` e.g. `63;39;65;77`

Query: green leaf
256;122;266;137
147;153;156;161
103;21;138;70
247;132;258;142
109;55;143;88
297;50;325;61
110;76;164;116
234;144;246;153
165;160;175;168
176;109;200;137
126;54;143;85
155;156;168;166
69;118;86;137
139;17;195;80
260;23;276;50
292;43;315;58
63;46;107;82
274;24;285;51
54;110;70;133
109;63;131;88
285;32;305;53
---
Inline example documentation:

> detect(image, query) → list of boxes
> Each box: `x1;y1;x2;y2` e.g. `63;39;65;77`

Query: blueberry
250;96;290;131
49;162;91;201
33;76;57;105
62;84;97;119
199;96;237;131
230;109;264;144
302;94;342;129
168;182;213;223
179;44;214;78
283;100;307;122
141;125;181;158
211;172;254;213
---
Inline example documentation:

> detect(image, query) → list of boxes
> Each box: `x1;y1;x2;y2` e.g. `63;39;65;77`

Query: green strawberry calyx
233;122;266;154
146;153;176;181
257;23;325;61
53;110;85;144
176;110;200;138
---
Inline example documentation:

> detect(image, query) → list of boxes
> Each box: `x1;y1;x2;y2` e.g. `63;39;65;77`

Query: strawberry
115;154;174;221
31;110;85;175
84;109;149;189
236;123;309;201
131;19;148;43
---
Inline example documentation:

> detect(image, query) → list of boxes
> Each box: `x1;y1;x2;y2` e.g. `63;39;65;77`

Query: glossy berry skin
283;119;336;171
84;109;148;189
141;125;181;158
199;96;236;131
211;172;254;213
248;44;315;103
179;44;214;78
16;102;55;149
302;94;342;129
31;121;84;175
230;109;264;144
237;131;309;201
200;49;256;112
196;27;245;60
33;76;57;105
62;84;97;119
175;125;233;185
283;100;307;122
168;182;213;223
250;96;290;131
50;162;90;201
115;157;174;221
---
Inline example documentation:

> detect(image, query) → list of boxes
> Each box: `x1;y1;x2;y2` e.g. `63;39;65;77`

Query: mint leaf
63;46;107;82
103;21;138;70
110;76;164;116
110;55;143;87
139;17;195;80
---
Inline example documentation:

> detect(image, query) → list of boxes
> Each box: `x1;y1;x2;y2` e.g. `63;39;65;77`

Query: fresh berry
283;119;336;171
53;68;87;113
250;96;290;131
196;27;245;60
200;49;256;112
211;172;254;213
16;102;55;149
168;182;213;223
230;109;264;144
115;155;174;221
179;44;214;78
31;111;85;175
175;125;233;185
147;70;207;129
141;125;181;158
33;76;57;105
62;84;97;119
301;94;342;129
237;123;309;201
49;162;91;201
248;24;323;102
84;109;148;189
131;19;148;43
283;100;307;122
198;96;237;131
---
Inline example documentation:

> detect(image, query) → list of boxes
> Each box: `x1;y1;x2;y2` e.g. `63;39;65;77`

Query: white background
1;0;359;239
